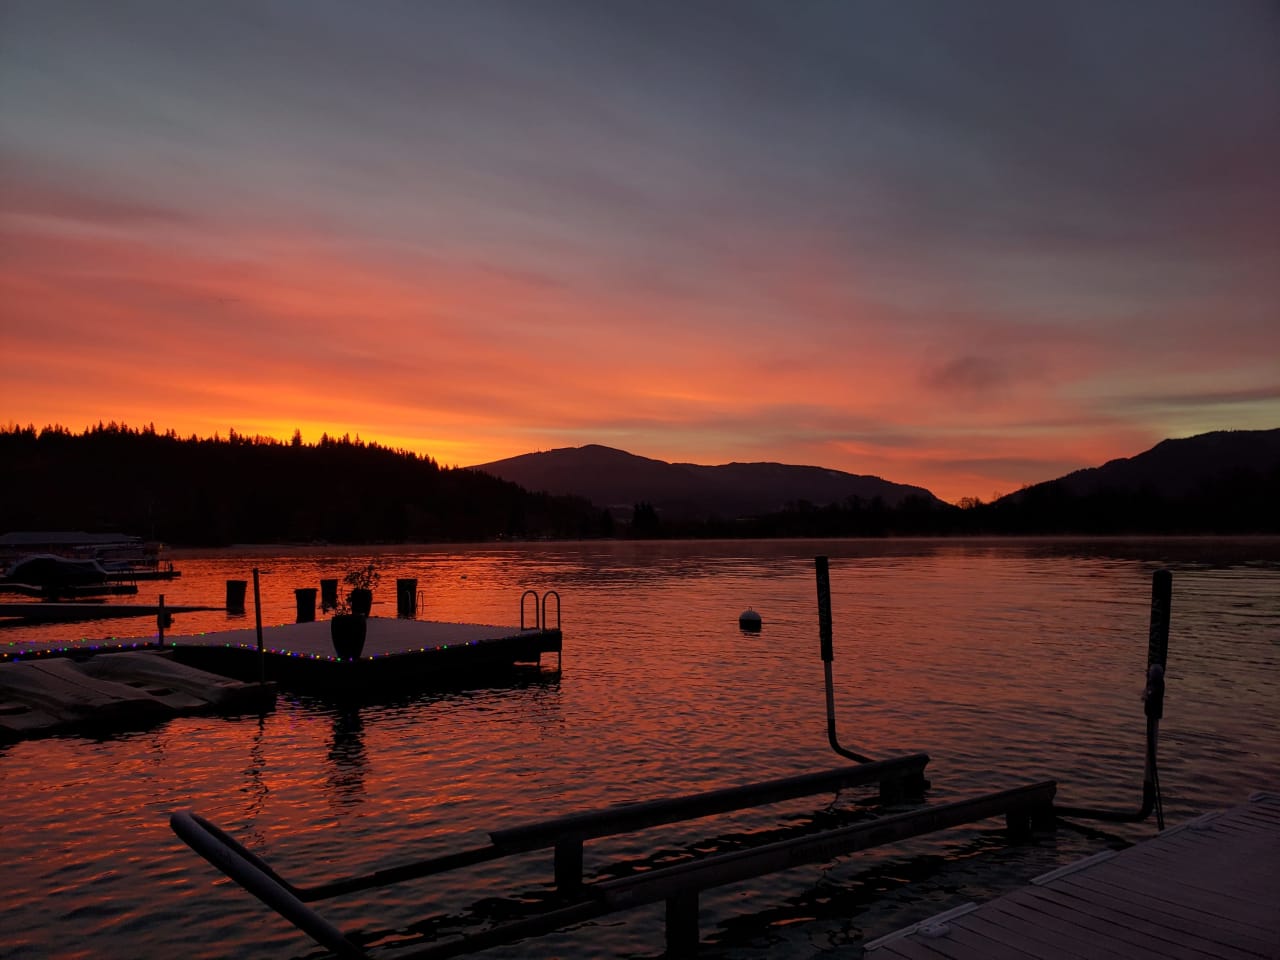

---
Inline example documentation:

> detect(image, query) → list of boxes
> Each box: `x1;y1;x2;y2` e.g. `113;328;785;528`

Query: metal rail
816;556;1173;829
395;781;1058;960
171;811;367;959
815;555;874;763
171;756;934;956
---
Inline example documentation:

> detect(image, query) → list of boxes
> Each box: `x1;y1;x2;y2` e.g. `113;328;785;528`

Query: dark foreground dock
166;618;562;693
866;790;1280;960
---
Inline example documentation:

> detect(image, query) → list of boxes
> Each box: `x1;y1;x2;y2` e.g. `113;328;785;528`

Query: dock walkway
866;791;1280;960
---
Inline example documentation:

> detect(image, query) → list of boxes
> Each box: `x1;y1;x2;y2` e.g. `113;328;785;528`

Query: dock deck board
866;792;1280;960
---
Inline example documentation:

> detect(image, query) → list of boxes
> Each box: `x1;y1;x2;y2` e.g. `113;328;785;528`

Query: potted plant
329;595;367;660
343;562;380;617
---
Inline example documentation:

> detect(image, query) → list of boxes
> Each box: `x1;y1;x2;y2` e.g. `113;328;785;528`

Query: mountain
1007;429;1280;502
468;444;943;520
987;428;1280;534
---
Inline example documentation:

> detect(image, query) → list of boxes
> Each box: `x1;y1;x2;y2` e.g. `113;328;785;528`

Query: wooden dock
866;791;1280;960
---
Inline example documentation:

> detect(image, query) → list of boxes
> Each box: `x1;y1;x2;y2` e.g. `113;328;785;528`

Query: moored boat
0;531;178;581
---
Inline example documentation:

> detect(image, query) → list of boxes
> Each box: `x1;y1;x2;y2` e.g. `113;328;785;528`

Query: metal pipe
170;811;367;958
815;556;873;763
1055;569;1171;825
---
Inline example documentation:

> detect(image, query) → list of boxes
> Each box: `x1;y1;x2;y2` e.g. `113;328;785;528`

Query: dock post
396;578;418;618
226;579;247;614
553;838;584;893
665;892;699;956
295;588;317;623
253;569;265;685
157;594;166;648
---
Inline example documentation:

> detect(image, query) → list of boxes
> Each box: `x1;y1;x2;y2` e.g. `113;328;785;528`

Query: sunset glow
3;2;1277;503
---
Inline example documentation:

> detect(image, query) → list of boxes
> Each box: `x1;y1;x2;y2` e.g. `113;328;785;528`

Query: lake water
2;537;1278;959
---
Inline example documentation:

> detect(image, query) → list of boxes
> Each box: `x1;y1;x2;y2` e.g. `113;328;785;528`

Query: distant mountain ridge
468;444;942;519
1003;428;1280;503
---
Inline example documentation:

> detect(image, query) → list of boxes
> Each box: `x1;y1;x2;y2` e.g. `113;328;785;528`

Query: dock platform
2;617;561;695
165;618;562;693
866;791;1280;959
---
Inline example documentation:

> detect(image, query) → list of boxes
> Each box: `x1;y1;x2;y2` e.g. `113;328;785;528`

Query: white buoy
738;608;762;632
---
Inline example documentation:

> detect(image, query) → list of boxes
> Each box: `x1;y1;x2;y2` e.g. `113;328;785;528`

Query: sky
2;1;1278;504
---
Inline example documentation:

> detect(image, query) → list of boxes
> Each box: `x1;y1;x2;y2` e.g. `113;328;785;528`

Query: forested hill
3;424;1277;544
0;424;605;545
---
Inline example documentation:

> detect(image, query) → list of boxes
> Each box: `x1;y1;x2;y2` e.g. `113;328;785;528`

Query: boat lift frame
817;556;1171;829
172;560;1170;956
173;753;966;958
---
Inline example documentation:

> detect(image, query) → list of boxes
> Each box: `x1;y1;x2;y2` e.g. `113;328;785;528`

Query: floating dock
163;618;562;694
866;791;1280;960
0;650;275;741
0;617;558;735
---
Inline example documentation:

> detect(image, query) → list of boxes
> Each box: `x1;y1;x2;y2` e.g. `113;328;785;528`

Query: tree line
0;423;607;545
2;424;1274;545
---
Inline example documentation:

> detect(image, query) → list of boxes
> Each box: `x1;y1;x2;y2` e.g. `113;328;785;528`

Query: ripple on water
2;538;1277;959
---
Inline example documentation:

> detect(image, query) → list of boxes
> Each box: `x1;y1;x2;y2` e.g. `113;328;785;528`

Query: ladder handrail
519;589;540;630
540;590;561;631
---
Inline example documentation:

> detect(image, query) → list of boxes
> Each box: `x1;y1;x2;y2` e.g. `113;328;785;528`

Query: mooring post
665;891;700;956
396;578;418;618
253;568;265;685
157;593;166;648
553;837;584;893
320;578;339;610
226;578;247;613
295;587;317;623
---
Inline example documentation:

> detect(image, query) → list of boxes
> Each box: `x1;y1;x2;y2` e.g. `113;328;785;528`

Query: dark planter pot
330;613;367;660
348;588;373;616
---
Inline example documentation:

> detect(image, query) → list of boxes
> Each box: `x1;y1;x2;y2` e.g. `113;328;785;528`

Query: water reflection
325;705;368;809
242;715;270;822
2;540;1276;960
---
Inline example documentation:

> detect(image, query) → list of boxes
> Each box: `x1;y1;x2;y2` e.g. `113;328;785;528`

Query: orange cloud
3;177;1270;504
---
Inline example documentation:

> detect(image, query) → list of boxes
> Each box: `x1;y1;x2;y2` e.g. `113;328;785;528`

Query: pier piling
226;579;247;614
295;588;317;623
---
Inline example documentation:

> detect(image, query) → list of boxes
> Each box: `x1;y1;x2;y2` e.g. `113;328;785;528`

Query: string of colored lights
3;635;494;663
